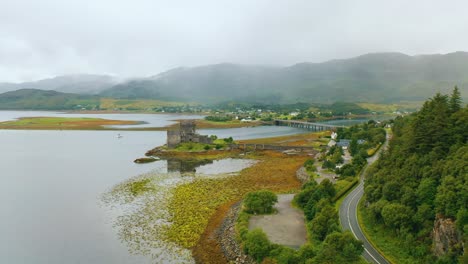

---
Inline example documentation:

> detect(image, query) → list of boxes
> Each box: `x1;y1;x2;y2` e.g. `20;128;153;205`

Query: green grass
174;142;211;152
358;199;421;264
10;117;96;124
334;177;359;211
100;98;188;110
128;178;155;197
357;102;422;114
0;116;138;130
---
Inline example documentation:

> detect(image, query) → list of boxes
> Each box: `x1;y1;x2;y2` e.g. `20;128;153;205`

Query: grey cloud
1;0;467;82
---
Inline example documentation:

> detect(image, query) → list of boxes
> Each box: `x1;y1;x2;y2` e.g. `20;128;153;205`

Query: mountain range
1;52;467;106
0;74;117;95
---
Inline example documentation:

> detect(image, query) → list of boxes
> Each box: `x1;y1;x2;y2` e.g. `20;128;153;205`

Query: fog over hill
0;74;118;95
2;52;468;104
99;52;468;103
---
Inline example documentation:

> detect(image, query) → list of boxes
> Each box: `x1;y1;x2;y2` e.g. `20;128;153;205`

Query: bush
205;115;233;122
223;137;234;143
244;229;272;262
203;145;211;150
244;190;278;214
270;246;300;264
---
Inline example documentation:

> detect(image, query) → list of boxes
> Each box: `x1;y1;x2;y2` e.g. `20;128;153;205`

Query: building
336;139;351;149
167;120;213;148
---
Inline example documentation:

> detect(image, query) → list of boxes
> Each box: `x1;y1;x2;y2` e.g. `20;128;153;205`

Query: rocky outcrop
433;216;464;257
133;157;157;163
217;202;255;264
296;166;310;184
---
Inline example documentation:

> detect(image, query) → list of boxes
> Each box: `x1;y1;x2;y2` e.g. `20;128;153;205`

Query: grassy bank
99;98;188;110
358;199;418;264
0;116;139;130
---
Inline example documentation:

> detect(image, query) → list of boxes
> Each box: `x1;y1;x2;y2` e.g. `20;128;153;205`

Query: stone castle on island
167;120;213;148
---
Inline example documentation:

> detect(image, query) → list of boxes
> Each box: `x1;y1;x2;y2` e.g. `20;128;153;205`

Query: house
328;140;336;147
336;139;351;149
331;132;338;140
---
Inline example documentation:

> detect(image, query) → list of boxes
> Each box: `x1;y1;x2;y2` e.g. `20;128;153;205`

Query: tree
449;86;462;113
244;229;271;262
435;176;461;218
349;138;359;156
381;203;413;231
416;178;437;207
314;231;363;263
382;181;401;201
310;205;339;240
244;190;278;214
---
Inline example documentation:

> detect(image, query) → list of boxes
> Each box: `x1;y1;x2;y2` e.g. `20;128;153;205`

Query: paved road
339;133;391;264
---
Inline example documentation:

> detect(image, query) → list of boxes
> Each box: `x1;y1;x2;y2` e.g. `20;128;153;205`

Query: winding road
339;133;391;264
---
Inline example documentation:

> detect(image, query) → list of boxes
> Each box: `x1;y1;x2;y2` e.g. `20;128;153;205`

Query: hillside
362;88;467;263
1;52;467;105
0;89;99;110
0;74;117;95
100;52;468;103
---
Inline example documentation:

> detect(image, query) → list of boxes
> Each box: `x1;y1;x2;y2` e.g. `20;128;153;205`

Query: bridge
274;119;343;131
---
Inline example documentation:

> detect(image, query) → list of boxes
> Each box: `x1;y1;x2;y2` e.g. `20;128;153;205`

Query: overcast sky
1;0;467;82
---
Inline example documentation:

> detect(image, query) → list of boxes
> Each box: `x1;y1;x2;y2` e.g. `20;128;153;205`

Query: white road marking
346;184;383;264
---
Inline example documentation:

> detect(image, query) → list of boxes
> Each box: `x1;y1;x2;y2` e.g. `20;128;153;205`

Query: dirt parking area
248;194;307;248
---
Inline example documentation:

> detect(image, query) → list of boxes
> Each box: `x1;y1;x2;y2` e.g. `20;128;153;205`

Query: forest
363;87;467;263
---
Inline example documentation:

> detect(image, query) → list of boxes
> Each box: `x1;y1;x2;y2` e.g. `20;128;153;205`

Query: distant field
99;98;190;110
0;117;139;130
357;101;422;113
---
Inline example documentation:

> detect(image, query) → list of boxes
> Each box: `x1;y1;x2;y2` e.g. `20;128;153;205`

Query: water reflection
164;158;256;174
166;159;213;173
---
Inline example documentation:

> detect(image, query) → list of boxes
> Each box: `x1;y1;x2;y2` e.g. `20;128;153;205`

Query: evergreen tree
449;86;462;113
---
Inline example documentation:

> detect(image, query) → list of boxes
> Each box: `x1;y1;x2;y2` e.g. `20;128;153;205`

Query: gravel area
248;194;307;249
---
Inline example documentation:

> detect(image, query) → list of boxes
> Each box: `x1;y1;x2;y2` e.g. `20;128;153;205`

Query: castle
167;120;213;148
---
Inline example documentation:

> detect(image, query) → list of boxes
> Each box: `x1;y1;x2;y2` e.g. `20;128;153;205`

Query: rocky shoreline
216;202;255;264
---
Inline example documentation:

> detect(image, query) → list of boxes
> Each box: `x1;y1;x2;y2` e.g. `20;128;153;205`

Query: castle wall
167;130;181;148
167;120;212;148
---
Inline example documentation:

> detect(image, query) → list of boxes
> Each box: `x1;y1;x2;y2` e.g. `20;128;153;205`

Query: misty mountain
0;74;118;95
0;89;99;110
100;52;468;103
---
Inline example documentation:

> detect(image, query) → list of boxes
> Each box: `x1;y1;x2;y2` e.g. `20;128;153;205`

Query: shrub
236;210;250;241
203;145;211;150
270;246;299;264
244;229;272;262
223;137;234;143
205;115;233;122
244;190;278;214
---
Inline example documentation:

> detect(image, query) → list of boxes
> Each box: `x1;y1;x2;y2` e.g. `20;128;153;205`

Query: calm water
0;111;307;264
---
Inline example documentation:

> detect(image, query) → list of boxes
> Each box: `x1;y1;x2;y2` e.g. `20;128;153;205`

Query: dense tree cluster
332;121;386;177
204;115;233;122
364;88;467;263
336;122;386;155
321;145;344;170
244;190;278;214
240;180;363;263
